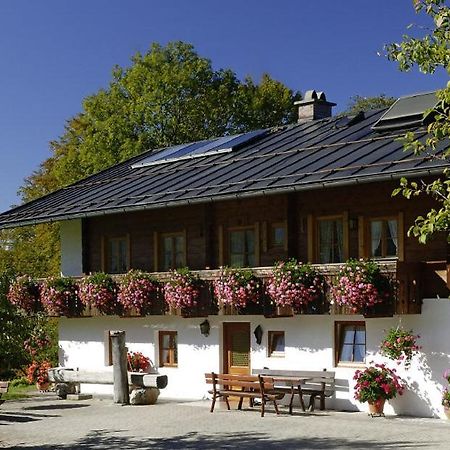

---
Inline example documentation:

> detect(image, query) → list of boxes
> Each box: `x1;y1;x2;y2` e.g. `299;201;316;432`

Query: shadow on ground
0;411;58;424
23;403;90;411
4;429;436;449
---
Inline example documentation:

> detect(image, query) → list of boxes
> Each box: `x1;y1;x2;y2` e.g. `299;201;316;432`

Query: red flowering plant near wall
127;351;151;373
163;268;200;310
78;272;118;315
117;270;158;315
26;360;52;385
40;277;80;317
7;275;40;313
213;267;260;310
380;326;421;368
265;259;325;311
353;363;404;405
330;259;395;313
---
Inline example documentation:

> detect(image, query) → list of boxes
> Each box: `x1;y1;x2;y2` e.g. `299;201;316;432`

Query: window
229;228;255;267
159;331;178;367
369;218;398;258
268;331;285;357
270;223;286;249
161;233;185;271
335;322;366;365
318;218;343;263
105;236;129;274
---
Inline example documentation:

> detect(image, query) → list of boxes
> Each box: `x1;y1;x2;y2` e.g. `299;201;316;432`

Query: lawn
2;382;40;400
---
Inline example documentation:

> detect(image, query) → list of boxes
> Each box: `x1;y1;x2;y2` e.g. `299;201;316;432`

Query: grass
2;382;40;400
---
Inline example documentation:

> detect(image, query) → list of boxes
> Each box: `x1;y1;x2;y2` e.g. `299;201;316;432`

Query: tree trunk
110;330;129;405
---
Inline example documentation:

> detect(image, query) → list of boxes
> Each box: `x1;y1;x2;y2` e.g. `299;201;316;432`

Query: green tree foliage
344;94;396;116
8;41;300;275
387;0;450;243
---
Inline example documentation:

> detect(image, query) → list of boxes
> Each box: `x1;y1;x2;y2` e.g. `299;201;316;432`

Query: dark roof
0;106;448;229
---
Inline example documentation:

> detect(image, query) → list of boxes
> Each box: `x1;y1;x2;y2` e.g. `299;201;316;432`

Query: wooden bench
205;372;283;417
253;369;335;412
0;381;9;405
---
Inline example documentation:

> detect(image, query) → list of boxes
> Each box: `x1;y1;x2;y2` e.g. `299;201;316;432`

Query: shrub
26;360;52;385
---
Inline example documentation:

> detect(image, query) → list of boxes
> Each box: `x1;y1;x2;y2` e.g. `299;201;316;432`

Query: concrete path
0;393;449;449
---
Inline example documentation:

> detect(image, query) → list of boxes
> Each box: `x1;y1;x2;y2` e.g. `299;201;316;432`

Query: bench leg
288;386;295;414
210;395;217;413
308;395;316;412
298;386;306;412
237;396;244;410
319;393;325;410
261;398;266;417
224;395;231;410
273;399;280;415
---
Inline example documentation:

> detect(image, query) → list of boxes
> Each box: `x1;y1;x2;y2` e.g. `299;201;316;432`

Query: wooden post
110;330;129;405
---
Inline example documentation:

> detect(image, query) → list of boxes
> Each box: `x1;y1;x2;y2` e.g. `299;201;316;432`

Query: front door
223;322;251;375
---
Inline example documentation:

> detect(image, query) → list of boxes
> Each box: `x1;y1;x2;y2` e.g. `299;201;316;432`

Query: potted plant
353;363;404;416
331;259;395;314
163;268;200;315
26;360;52;391
127;351;151;373
380;326;421;368
40;277;80;317
266;259;325;316
78;272;118;315
118;270;158;316
7;275;40;314
213;267;260;314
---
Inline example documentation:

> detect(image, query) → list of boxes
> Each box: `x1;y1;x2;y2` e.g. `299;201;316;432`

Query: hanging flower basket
118;270;158;316
163;268;201;314
78;272;118;316
380;326;421;368
213;267;260;314
7;275;41;314
330;259;395;314
40;277;80;317
266;259;326;315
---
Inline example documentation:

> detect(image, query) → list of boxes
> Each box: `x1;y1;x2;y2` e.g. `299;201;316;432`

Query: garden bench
0;381;9;405
205;372;283;417
253;368;335;411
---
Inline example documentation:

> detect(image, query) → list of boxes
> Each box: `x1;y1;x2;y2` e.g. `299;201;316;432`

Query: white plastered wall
60;219;83;277
58;298;450;418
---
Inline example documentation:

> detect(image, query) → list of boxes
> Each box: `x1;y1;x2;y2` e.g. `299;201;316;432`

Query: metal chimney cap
294;90;336;107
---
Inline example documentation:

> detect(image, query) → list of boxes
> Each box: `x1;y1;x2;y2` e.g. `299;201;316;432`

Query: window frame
367;216;399;259
334;321;366;367
267;331;285;357
160;231;186;271
227;226;257;267
158;331;178;368
102;234;130;274
315;214;348;264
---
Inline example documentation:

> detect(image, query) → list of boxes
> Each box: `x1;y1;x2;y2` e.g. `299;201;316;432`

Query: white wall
60;219;83;277
58;298;450;418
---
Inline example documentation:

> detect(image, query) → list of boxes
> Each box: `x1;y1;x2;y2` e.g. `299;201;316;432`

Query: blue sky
0;0;447;212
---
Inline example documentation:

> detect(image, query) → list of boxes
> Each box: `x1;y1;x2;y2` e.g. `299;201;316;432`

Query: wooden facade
81;180;448;310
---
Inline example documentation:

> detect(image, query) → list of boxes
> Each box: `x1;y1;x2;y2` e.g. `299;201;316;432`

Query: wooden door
223;322;251;375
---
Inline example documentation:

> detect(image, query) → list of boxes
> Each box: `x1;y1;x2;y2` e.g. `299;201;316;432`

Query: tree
11;41;300;275
344;94;396;116
386;0;450;243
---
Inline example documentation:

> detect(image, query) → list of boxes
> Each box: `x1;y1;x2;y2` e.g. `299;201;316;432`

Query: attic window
131;129;267;168
372;91;438;132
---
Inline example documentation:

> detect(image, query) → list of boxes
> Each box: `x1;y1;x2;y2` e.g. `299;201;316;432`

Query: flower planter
121;307;143;318
219;304;239;315
275;305;294;317
368;398;385;416
169;306;182;316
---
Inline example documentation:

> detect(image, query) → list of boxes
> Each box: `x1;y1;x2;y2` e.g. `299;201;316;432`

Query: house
0;90;449;417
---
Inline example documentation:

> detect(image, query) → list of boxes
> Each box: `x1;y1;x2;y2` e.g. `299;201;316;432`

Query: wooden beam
358;216;365;259
343;211;349;261
110;330;129;405
153;231;159;272
218;225;224;266
307;214;314;263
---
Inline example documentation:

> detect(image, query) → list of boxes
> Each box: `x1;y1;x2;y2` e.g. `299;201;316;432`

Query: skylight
372;91;438;132
131;129;267;168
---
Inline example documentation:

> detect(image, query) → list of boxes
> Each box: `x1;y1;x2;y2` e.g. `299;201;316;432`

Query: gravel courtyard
1;393;449;449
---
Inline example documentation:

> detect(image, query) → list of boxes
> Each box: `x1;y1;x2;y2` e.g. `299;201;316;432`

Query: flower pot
275;305;294;317
444;406;450;420
219;304;238;315
36;382;50;392
121;307;142;318
169;306;182;316
368;398;385;416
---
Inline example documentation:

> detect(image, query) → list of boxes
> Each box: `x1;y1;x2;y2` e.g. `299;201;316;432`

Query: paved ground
1;393;449;449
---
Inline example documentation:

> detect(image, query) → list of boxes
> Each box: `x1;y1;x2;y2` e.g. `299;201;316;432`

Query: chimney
294;90;336;122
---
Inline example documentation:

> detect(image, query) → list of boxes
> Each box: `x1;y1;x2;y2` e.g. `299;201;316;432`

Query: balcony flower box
78;273;118;316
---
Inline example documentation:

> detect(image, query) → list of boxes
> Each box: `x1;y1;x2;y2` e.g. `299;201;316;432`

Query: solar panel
131;129;267;168
372;91;438;132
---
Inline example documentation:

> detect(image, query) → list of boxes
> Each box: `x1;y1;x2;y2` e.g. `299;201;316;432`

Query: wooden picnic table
270;376;312;414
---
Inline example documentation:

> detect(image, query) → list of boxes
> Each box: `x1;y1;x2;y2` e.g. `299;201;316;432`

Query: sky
0;0;448;213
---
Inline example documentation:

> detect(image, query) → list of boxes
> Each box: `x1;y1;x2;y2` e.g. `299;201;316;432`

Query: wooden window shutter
397;212;405;262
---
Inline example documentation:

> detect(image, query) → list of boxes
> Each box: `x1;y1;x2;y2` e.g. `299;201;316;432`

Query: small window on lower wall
268;331;285;357
335;322;366;366
159;331;178;367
